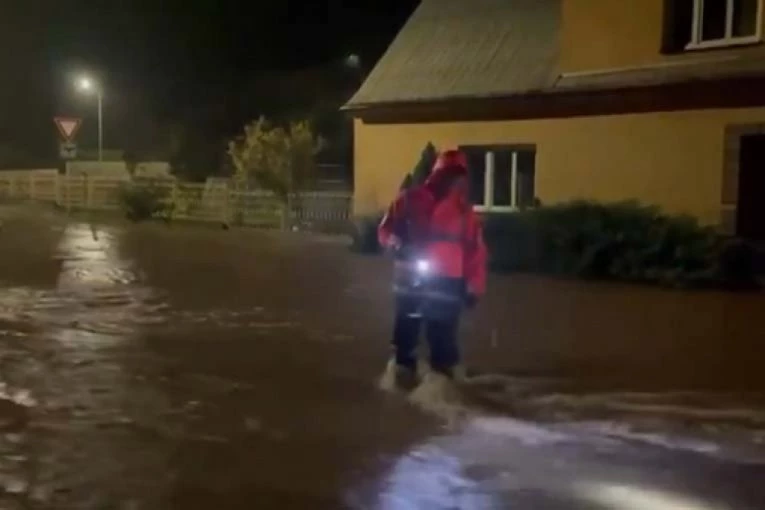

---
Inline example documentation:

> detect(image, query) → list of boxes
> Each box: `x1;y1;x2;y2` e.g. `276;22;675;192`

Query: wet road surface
0;205;764;509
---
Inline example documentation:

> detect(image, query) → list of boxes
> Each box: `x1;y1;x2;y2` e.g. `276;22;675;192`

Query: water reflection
55;223;138;289
358;414;577;509
574;482;729;510
370;441;500;510
1;222;174;507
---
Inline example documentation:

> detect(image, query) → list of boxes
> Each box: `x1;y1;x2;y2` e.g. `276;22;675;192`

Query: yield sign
53;117;82;142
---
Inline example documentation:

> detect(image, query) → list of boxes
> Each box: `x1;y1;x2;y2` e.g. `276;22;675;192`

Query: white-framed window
460;146;536;213
662;0;763;53
690;0;762;48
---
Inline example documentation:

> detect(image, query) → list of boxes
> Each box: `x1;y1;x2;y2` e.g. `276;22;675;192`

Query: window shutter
661;0;694;53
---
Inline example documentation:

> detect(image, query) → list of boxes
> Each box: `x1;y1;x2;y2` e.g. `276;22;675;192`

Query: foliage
227;116;325;201
716;238;761;290
394;142;438;192
117;180;172;222
0;143;34;168
483;201;759;289
411;142;438;186
398;174;413;191
123;150;139;177
169;183;205;219
308;99;351;165
170;130;229;183
349;214;383;254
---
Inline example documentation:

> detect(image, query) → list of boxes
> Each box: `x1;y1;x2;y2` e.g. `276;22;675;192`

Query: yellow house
344;0;765;240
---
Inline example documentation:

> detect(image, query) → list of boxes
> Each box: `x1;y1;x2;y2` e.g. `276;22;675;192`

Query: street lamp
344;53;361;69
77;76;103;161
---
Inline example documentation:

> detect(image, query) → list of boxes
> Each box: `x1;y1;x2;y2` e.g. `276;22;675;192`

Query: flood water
1;205;764;509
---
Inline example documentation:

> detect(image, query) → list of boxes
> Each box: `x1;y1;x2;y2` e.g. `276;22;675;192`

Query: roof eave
341;89;551;114
343;75;765;124
342;68;765;115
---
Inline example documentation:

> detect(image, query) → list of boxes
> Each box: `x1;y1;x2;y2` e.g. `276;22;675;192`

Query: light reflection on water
0;223;162;342
574;482;729;510
356;408;765;509
368;442;501;510
55;223;139;289
1;218;763;508
18;223;174;506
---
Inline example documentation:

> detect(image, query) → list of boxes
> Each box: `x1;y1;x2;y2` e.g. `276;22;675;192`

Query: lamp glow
78;77;93;91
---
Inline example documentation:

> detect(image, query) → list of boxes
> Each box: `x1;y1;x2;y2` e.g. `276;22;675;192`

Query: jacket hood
425;150;469;203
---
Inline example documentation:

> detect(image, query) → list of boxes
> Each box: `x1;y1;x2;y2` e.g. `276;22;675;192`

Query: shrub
716;238;761;290
482;211;539;272
411;142;438;185
349;214;383;254
117;181;172;222
483;200;758;289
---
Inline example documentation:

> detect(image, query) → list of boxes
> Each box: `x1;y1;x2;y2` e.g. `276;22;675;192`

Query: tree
123;149;139;177
411;142;438;185
160;123;229;183
227;116;325;201
396;142;438;191
0;143;33;168
398;173;413;191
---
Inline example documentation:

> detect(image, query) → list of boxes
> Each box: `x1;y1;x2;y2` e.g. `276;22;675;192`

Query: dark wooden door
736;134;765;241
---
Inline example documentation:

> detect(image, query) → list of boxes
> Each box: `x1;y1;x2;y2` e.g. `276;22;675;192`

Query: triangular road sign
54;117;82;142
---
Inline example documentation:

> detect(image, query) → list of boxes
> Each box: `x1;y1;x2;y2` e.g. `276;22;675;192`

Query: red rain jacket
378;151;487;299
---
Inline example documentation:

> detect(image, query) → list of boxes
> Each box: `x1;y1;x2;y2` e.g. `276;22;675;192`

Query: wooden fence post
81;174;89;209
54;173;61;206
283;193;292;230
221;185;230;225
170;181;178;221
87;175;95;209
65;168;71;214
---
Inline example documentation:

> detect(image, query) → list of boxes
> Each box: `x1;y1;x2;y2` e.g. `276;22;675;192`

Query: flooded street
1;205;764;509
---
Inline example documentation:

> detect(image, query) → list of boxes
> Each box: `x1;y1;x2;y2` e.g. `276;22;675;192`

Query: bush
117;181;172;222
716;238;761;290
482;211;540;272
484;200;758;288
349;214;383;254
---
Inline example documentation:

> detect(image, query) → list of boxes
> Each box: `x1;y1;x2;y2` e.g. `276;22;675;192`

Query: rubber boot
378;358;419;392
452;364;468;384
408;369;464;418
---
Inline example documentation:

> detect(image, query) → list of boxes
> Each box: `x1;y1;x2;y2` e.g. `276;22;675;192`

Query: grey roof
345;0;561;108
553;51;765;91
346;0;765;109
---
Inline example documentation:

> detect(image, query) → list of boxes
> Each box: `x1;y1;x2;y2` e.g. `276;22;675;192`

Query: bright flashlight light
416;259;431;273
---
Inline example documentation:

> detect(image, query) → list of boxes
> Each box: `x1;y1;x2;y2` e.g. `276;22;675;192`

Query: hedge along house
344;0;765;241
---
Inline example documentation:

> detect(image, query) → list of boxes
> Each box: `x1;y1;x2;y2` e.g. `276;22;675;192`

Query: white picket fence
0;171;352;230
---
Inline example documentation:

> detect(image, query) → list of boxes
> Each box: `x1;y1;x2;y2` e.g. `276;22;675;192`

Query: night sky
1;0;418;165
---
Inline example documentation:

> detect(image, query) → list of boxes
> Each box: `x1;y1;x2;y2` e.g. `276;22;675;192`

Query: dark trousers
392;296;461;376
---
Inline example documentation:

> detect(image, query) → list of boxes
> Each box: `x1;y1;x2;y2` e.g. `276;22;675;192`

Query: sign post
59;142;77;159
54;117;82;160
54;116;82;213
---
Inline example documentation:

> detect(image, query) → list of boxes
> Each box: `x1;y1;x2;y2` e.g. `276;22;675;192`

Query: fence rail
0;172;352;231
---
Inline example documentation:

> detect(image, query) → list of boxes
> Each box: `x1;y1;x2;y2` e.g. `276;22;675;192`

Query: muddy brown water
1;205;765;509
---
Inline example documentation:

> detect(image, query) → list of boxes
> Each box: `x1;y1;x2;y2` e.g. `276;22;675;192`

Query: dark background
0;0;418;174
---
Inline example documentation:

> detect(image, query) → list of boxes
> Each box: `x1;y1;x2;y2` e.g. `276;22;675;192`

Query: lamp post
77;77;103;161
